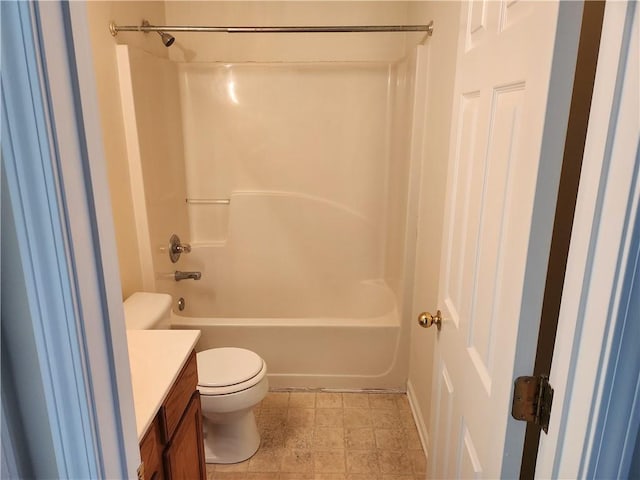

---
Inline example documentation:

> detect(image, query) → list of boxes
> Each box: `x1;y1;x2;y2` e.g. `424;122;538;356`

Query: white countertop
126;329;201;440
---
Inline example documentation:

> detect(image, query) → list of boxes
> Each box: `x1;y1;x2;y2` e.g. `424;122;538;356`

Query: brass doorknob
418;310;442;330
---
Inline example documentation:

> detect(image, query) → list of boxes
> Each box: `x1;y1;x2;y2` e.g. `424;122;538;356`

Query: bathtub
170;280;404;390
163;191;407;389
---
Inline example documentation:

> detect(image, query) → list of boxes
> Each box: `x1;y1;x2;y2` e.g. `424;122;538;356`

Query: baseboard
407;380;430;460
266;374;407;391
268;385;406;393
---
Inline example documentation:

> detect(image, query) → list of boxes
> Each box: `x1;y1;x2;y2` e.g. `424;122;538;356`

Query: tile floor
206;391;426;480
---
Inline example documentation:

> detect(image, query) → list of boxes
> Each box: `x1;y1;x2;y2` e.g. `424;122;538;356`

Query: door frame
520;1;606;475
1;1;139;476
535;1;639;477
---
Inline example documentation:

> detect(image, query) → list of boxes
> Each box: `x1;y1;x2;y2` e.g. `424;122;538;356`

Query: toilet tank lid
123;292;172;330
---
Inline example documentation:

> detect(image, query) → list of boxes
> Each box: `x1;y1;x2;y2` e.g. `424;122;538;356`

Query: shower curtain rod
109;20;434;36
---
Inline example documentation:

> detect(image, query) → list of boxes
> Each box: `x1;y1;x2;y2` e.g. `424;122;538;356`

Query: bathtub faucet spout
174;270;202;281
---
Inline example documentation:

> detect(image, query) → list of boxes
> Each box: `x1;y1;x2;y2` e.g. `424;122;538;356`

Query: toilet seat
197;347;267;396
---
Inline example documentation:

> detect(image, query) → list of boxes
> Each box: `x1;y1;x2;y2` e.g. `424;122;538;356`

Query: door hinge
511;375;554;434
137;462;145;480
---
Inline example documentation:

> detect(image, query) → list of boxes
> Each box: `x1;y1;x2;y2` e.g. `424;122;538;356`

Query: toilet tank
123;292;172;330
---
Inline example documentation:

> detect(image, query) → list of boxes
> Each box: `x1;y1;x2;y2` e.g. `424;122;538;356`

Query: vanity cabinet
139;351;205;480
139;413;164;480
164;394;205;479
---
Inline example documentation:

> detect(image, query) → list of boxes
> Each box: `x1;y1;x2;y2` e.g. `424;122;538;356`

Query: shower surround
118;37;424;388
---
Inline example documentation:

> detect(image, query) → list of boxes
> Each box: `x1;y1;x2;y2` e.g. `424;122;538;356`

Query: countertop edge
126;329;201;441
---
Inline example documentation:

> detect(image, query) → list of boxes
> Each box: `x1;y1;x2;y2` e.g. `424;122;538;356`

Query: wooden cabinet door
162;352;198;442
163;393;206;480
140;415;165;480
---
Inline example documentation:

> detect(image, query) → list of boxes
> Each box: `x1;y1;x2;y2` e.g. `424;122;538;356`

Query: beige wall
85;1;168;298
406;0;461;452
164;1;411;62
122;48;190;295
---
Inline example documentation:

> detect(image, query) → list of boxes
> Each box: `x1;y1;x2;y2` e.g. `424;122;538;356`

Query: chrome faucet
174;271;202;281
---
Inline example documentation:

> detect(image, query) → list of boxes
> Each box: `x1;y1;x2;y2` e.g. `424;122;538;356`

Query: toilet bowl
197;347;269;463
123;292;268;464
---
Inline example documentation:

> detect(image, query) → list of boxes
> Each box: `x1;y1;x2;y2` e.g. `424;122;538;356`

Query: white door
427;1;582;478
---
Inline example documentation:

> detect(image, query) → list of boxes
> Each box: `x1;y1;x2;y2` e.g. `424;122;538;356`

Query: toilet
123;292;269;464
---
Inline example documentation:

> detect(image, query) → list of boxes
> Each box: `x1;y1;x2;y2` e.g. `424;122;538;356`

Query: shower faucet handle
169;234;191;263
175;243;191;254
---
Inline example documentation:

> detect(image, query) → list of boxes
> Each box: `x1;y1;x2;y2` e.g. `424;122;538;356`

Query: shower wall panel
178;62;391;273
384;53;418;298
121;48;190;287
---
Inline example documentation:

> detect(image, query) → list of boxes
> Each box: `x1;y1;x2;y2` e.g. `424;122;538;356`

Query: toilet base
203;409;261;464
